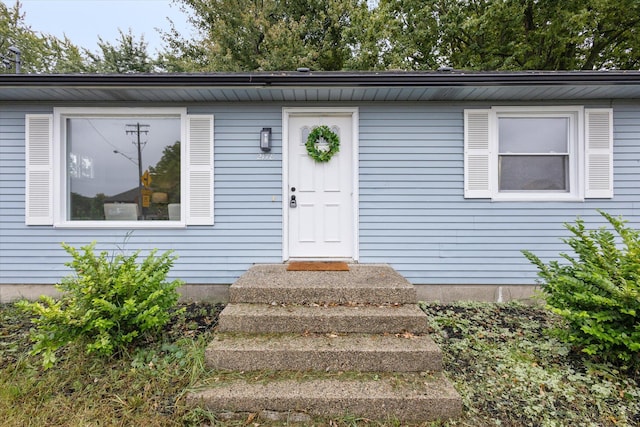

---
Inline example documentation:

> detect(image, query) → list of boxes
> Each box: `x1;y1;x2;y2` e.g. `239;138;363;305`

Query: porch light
260;127;272;152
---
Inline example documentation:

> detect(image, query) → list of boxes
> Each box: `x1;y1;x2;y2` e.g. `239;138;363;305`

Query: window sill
53;221;187;229
490;193;584;202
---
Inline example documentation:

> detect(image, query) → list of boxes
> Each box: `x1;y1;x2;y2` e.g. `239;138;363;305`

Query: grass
0;301;224;427
1;301;638;426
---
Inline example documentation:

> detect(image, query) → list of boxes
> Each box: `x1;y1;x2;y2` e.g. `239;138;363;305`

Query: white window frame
53;107;188;228
489;106;584;202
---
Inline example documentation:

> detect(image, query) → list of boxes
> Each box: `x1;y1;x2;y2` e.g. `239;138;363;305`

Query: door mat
287;261;350;271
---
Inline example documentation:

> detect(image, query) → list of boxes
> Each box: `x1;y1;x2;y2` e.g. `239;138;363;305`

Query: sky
69;117;180;198
3;0;193;53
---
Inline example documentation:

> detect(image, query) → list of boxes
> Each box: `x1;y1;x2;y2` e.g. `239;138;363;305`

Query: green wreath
305;125;340;162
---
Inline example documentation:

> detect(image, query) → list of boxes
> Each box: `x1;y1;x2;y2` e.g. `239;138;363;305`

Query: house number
257;153;273;160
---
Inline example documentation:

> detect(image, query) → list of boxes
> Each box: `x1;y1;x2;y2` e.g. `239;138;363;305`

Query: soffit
3;85;640;103
1;71;639;103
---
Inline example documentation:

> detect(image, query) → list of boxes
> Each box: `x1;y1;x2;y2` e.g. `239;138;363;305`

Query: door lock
289;195;297;208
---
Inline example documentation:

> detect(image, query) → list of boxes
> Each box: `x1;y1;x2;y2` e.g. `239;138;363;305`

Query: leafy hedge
18;242;183;368
523;211;639;369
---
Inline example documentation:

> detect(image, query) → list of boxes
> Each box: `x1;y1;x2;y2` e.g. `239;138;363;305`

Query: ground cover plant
2;300;638;426
421;302;640;427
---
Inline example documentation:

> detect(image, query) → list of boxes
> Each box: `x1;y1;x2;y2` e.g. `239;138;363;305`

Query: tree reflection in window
66;117;181;221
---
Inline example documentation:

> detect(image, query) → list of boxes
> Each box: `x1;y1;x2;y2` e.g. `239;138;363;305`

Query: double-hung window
25;108;214;227
464;106;613;201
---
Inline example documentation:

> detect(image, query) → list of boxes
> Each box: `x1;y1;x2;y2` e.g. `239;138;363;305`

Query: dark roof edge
2;70;640;87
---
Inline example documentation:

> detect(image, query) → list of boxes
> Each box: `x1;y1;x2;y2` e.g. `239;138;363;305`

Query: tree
160;0;365;71
149;141;181;203
162;0;640;72
368;0;442;70
1;1;88;73
343;1;398;70
1;1;157;74
374;0;640;71
86;29;156;73
4;0;639;74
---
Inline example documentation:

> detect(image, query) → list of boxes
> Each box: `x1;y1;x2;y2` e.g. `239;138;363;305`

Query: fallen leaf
395;331;415;339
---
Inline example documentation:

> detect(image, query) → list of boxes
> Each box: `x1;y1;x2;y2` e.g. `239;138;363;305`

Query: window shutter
186;115;214;225
464;109;491;198
25;114;54;225
585;109;613;198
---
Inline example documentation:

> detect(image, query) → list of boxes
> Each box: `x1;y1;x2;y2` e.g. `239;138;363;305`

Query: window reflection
498;117;570;193
499;118;568;153
499;156;568;191
66;117;181;221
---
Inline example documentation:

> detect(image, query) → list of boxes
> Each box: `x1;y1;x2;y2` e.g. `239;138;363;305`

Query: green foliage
305;125;340;162
0;301;222;426
149;141;181;203
371;0;640;71
523;211;640;368
17;241;184;368
421;302;640;426
162;0;640;72
3;301;639;425
0;1;88;73
1;3;156;74
85;29;156;73
159;0;364;72
5;0;640;73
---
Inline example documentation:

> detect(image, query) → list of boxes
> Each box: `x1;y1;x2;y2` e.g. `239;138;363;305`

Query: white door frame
282;107;359;261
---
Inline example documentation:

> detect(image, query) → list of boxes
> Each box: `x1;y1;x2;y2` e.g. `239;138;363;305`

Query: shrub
18;241;184;368
523;211;640;368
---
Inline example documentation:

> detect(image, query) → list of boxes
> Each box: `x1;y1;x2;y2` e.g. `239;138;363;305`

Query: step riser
217;313;430;334
229;288;417;305
206;348;442;372
191;395;461;423
187;376;462;423
229;264;418;305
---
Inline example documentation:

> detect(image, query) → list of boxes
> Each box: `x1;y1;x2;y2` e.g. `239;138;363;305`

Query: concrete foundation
0;284;540;304
0;283;229;304
1;282;538;304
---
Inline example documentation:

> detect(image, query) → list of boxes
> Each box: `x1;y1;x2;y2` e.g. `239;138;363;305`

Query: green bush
523;211;640;368
18;241;184;368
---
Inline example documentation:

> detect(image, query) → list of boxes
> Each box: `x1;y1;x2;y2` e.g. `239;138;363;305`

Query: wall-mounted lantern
260;127;272;152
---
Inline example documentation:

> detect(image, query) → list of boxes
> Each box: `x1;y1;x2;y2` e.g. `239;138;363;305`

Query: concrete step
190;263;462;423
187;372;462;423
217;303;430;334
229;264;417;304
206;333;442;372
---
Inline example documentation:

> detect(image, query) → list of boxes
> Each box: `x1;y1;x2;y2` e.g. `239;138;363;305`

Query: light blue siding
1;102;639;286
358;103;640;284
0;104;284;284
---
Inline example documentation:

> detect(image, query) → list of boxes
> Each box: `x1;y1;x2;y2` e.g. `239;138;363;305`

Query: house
1;71;639;302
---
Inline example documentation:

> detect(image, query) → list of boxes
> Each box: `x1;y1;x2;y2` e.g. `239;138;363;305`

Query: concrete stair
207;333;442;372
191;374;461;422
228;264;417;304
217;303;431;334
187;264;462;423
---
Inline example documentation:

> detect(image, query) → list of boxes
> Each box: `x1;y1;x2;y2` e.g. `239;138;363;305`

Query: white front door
287;112;355;259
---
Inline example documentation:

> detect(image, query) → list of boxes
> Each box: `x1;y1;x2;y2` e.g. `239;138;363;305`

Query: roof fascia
1;71;639;89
